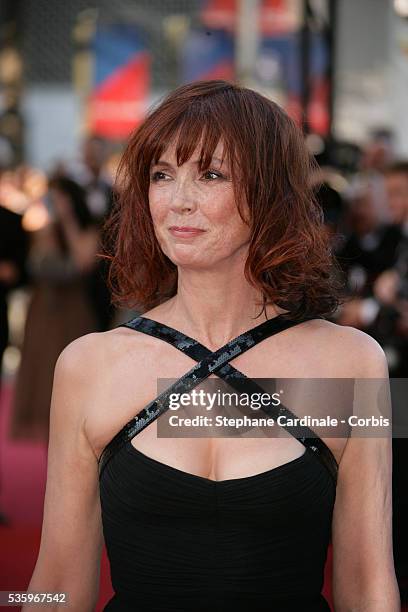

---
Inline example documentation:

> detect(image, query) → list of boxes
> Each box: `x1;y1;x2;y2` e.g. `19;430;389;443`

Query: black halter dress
98;314;338;612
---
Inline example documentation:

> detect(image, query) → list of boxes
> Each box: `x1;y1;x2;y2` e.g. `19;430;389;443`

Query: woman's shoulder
56;331;102;377
57;325;147;375
54;325;153;454
303;318;388;378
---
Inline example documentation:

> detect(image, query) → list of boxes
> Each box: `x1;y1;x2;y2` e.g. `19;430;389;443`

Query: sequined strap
98;314;338;484
122;316;338;483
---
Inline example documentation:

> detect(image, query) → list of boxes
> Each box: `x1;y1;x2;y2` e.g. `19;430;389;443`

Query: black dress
99;314;338;612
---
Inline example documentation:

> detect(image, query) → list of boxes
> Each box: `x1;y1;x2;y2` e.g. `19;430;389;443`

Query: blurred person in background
51;137;116;331
0;204;27;378
315;180;344;244
74;135;114;223
74;135;116;330
309;138;347;249
372;161;408;601
335;178;402;329
371;161;408;375
360;128;395;176
0;170;29;524
359;127;395;225
10;177;100;444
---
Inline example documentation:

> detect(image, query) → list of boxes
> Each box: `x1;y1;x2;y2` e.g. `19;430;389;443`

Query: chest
88;328;346;478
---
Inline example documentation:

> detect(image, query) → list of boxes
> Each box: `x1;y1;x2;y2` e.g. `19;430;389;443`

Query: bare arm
22;335;103;611
332;333;400;611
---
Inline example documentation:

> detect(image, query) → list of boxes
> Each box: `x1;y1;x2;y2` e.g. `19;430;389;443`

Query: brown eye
150;171;168;182
202;170;223;180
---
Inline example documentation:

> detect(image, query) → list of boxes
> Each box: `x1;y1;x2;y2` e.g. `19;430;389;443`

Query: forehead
158;137;226;164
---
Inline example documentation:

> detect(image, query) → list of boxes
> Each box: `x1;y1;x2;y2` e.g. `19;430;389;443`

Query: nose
169;178;197;214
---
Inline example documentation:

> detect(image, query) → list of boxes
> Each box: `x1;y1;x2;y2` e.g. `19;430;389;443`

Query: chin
171;257;211;269
166;250;215;269
163;245;201;264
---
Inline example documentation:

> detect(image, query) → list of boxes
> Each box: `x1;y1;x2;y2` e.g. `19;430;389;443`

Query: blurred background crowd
1;0;408;608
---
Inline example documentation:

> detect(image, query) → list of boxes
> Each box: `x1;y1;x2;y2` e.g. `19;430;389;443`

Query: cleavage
129;434;307;482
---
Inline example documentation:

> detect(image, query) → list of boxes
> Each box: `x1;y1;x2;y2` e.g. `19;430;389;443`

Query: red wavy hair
101;80;345;320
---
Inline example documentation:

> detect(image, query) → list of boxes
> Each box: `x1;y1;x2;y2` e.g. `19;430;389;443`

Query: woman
24;81;399;611
11;177;99;442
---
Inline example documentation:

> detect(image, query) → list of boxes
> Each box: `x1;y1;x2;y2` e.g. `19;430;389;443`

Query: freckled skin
148;140;252;270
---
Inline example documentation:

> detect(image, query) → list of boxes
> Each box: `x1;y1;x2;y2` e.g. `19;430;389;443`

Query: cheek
214;193;250;239
204;187;238;221
207;208;251;249
148;188;166;221
148;193;170;254
225;219;251;245
149;197;175;250
200;190;249;246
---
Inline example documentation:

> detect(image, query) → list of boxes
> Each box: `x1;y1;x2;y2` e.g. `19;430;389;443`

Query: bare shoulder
56;331;102;375
51;332;107;434
53;328;133;417
56;324;145;374
57;324;166;457
301;318;388;378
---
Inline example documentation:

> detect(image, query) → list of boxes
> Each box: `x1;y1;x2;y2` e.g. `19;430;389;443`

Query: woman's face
148;139;251;269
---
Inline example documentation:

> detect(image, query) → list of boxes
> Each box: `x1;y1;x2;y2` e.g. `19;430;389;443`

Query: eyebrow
152;156;224;168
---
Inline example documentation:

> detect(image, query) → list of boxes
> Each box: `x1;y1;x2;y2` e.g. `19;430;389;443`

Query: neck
149;259;284;349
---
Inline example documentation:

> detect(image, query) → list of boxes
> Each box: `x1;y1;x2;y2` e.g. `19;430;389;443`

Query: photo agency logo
168;388;283;411
156;377;400;439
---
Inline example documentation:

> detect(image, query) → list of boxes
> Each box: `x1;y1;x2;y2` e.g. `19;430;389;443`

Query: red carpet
0;381;113;611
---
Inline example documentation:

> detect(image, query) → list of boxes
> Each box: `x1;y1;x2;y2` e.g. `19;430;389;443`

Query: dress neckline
124;439;317;486
98;311;338;487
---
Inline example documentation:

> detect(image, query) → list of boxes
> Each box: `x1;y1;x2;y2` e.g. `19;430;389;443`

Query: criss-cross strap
112;315;339;483
98;314;339;484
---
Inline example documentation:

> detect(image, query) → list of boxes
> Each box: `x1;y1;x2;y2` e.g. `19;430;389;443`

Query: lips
170;226;205;231
169;226;206;237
